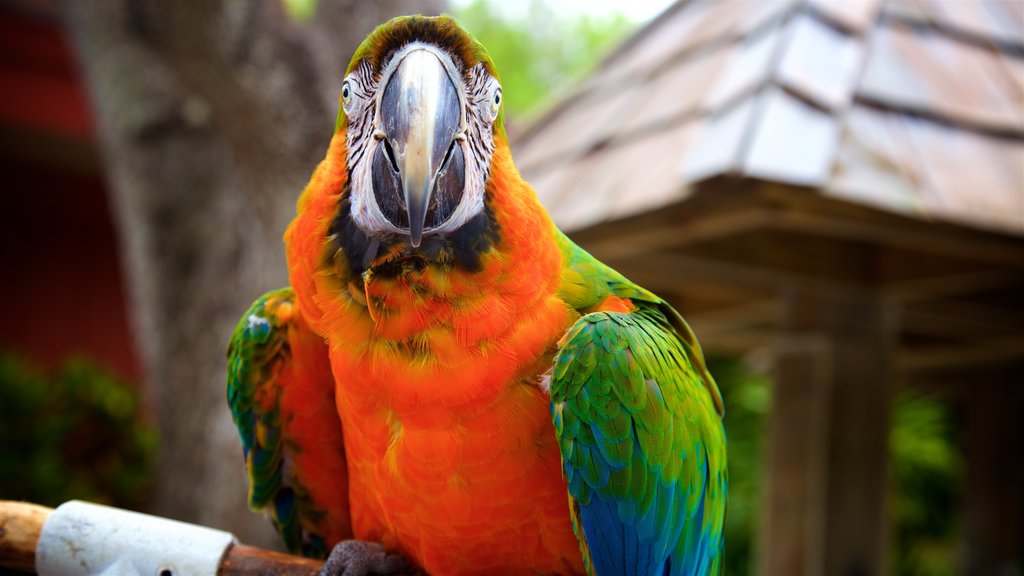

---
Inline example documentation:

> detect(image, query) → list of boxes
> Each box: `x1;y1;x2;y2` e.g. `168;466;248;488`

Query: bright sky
449;0;674;24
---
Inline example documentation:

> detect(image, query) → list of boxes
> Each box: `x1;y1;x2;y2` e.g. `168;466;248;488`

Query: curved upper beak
377;48;461;247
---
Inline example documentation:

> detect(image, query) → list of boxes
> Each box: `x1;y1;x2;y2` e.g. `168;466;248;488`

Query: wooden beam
755;184;1024;265
569;182;1024;271
617;248;1023;356
697;330;773;354
575;207;778;261
680;229;876;288
776;209;1024;265
759;291;895;576
901;300;1024;341
687;300;779;331
657;282;765;311
611;237;1022;313
903;362;1024;396
685;300;778;353
897;336;1024;372
611;251;869;300
886;267;1024;302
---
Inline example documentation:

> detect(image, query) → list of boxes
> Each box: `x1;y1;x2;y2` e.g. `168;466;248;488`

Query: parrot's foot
319;540;417;576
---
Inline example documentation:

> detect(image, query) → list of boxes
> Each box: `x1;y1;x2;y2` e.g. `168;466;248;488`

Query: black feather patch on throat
328;194;499;279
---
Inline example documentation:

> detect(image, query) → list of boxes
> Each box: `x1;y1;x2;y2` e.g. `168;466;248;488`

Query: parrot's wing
551;307;727;576
227;288;352;557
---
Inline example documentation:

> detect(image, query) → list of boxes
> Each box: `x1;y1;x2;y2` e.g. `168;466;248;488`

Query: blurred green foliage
710;356;771;575
0;352;156;509
454;0;632;118
283;0;317;23
710;356;962;575
891;391;962;576
282;0;631;116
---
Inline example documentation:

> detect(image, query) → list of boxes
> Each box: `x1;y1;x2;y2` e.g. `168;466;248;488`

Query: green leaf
282;0;317;23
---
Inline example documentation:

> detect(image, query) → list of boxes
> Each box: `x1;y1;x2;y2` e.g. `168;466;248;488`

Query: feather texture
227;289;352;557
551;241;727;576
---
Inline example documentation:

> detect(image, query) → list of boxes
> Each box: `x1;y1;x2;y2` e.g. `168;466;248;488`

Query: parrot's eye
341;80;353;109
491;88;501;120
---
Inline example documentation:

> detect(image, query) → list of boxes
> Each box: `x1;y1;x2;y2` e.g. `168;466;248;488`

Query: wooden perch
0;500;323;575
219;544;324;576
0;501;47;572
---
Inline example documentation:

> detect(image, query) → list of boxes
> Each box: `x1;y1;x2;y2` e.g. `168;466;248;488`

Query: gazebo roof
515;0;1023;236
513;0;1024;374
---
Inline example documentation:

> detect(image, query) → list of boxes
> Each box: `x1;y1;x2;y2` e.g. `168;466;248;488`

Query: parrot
227;14;727;576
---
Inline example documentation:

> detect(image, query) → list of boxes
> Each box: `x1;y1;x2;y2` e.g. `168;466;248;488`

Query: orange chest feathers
325;254;583;573
327;237;588;574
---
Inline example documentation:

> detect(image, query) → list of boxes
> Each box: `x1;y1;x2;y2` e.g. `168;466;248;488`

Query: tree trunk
63;0;441;547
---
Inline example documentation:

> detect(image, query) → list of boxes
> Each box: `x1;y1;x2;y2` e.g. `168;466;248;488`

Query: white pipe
36;500;237;576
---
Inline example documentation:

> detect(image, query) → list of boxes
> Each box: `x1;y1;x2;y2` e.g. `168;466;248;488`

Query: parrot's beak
374;47;463;248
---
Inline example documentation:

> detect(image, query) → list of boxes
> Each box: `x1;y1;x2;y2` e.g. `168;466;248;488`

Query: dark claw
319;540;417;576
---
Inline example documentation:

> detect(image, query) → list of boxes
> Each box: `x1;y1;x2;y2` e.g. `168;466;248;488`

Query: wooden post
759;291;895;576
0;501;49;573
758;331;831;576
964;377;1023;576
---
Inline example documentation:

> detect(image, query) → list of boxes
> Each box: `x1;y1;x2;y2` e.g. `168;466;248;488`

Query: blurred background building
515;2;1024;575
1;1;1021;575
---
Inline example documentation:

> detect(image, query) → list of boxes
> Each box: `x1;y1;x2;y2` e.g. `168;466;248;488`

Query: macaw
227;15;726;576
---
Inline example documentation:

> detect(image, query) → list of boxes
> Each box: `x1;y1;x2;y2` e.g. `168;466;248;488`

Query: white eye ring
491;87;502;119
341;80;353;109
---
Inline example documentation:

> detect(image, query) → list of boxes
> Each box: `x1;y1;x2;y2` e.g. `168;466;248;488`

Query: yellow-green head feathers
335;15;503;134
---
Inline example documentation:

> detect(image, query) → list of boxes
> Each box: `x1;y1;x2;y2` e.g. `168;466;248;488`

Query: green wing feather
552;236;727;575
227;288;351;557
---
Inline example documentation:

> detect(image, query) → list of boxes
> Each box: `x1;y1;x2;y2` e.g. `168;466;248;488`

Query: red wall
0;7;92;137
0;8;140;381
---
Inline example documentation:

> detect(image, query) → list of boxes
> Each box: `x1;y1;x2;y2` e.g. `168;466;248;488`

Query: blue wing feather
552;306;727;576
